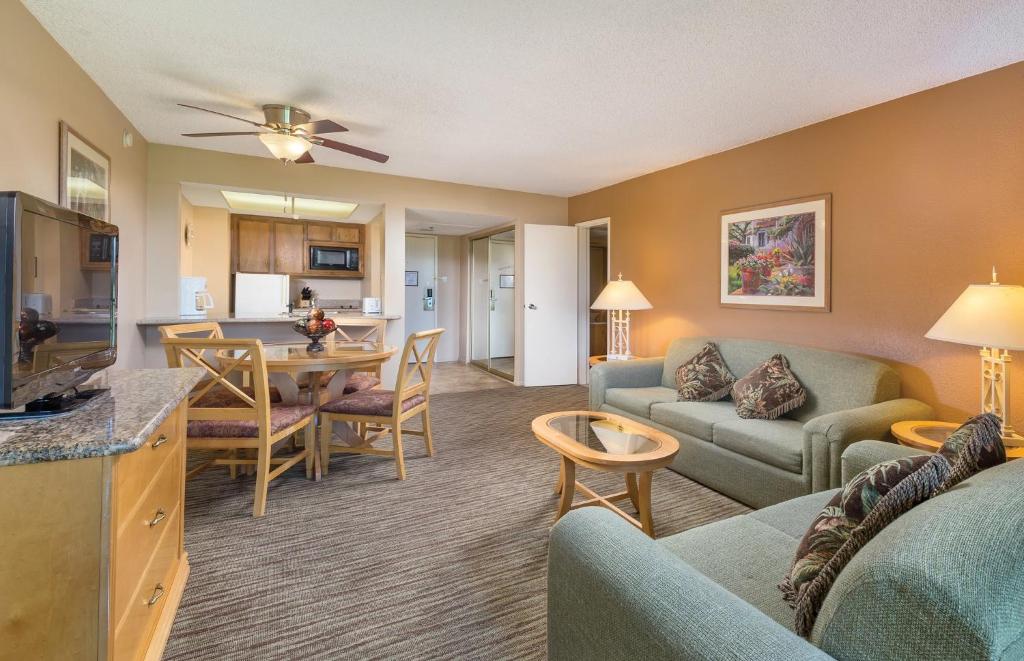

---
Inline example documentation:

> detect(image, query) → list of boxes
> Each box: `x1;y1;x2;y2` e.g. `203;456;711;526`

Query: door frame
576;217;611;385
464;225;516;382
404;233;439;348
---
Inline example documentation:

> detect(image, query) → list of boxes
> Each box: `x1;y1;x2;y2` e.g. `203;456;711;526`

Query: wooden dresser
0;370;199;661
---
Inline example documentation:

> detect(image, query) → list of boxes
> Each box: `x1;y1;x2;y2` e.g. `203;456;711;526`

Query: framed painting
720;194;831;311
59;121;110;222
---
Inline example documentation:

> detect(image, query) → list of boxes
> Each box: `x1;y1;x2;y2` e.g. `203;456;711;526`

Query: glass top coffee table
531;410;680;537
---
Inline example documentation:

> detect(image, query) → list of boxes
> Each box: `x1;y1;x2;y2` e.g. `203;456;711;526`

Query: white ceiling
406;208;511;236
24;1;1024;196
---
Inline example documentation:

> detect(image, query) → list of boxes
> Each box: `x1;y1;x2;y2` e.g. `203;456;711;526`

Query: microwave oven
308;244;360;272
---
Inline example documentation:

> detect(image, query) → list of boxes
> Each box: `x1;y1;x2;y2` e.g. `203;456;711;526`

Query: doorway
470;229;515;381
405;235;437;360
577;218;611;384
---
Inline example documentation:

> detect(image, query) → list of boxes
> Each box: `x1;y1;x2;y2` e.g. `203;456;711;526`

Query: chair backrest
159;331;273;435
31;340;110;372
331;318;388;351
158;322;224;368
393;329;444;414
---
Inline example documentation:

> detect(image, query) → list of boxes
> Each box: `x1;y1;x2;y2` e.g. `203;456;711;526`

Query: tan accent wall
190;206;231;313
0;2;149;368
570;62;1024;426
178;193;194;276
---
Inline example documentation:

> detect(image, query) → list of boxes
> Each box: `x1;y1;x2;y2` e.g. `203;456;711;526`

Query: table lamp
925;268;1024;443
591;273;652;360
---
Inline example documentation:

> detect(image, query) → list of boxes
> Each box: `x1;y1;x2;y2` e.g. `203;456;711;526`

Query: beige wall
0;2;149;368
570;62;1024;426
178;193;193;276
147;145;567;381
191;206;231;312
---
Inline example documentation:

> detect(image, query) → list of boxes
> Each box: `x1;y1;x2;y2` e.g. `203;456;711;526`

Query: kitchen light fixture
258;132;311;162
292;196;357;220
220;190;358;220
591;273;652;360
926;267;1024;443
220;190;290;214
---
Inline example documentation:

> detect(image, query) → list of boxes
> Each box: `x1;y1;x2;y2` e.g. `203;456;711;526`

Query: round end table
891;420;1024;459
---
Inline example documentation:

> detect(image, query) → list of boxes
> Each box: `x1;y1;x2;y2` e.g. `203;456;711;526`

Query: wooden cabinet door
305;224;333;242
333;226;360;243
235;218;272;273
273;222;305;274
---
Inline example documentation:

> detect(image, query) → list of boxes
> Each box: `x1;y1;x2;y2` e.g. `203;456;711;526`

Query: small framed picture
59;121;110;221
405;271;419;286
499;274;514;289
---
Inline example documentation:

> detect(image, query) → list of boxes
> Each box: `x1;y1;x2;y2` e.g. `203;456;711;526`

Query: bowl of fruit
292;307;336;353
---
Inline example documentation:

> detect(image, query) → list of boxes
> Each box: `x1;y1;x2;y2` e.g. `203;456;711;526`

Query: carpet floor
164;385;749;660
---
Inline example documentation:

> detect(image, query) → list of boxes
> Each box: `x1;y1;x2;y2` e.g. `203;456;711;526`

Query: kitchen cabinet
307;223;361;243
230;215;365;278
273;221;305;274
234;217;272;273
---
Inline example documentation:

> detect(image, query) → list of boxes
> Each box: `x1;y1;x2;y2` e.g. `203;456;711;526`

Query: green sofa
590;337;933;507
549;440;1024;660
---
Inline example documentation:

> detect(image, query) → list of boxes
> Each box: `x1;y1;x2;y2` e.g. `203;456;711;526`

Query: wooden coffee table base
554;456;655;537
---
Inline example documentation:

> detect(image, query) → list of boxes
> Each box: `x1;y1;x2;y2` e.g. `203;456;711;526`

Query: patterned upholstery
342;372;381;394
320;389;425;416
186;404;315;438
191;383;283;407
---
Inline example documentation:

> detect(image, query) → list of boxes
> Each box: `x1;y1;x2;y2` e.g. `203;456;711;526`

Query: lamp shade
259;132;311;161
925;284;1024;351
591;275;652;311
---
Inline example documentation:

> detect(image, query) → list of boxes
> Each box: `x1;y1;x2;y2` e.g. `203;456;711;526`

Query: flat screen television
0;191;118;415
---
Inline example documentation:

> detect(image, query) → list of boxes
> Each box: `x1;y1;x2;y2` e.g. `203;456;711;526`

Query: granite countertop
136;313;401;325
0;368;204;467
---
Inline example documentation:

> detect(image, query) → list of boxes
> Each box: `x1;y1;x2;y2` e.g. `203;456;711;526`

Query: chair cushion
343;372;381;394
674;342;736;402
320;389;425;417
649;401;738;441
604;386;677;418
712;418;805;473
192;383;282;407
187;403;315;438
731;354;807;420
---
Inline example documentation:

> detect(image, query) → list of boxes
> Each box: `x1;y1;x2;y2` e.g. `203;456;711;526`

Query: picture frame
405;271;419;286
720;193;831;312
498;274;514;289
59;121;110;221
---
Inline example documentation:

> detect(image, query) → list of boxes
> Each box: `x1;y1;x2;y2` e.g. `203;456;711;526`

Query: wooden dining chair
160;332;315;517
299;318;389;401
318;328;444;480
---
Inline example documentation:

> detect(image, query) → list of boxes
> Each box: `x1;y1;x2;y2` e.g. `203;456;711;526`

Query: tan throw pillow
675;343;736;402
782;413;1006;637
731;354;807;419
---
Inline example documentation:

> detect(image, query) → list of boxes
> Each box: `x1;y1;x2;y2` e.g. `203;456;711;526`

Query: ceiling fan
178;103;389;164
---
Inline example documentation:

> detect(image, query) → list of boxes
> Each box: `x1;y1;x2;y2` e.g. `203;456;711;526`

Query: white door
404;236;437;358
523;224;579;386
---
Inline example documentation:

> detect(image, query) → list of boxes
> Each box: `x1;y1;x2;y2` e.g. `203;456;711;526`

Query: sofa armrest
548;508;834;661
803;398;934;491
589;357;665;410
840;439;930;484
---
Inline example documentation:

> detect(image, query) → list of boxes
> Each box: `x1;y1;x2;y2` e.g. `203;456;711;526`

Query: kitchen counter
136;312;401;325
0;367;203;467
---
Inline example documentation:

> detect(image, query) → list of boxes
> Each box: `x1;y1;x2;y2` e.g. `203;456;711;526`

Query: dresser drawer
113;448;182;624
116;414;180;514
113;506;181;661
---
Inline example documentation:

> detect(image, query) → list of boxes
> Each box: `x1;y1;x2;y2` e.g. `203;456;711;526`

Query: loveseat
590;337;932;507
548;440;1024;660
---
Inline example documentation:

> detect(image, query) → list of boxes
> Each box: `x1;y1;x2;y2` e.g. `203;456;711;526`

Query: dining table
216;340;397;479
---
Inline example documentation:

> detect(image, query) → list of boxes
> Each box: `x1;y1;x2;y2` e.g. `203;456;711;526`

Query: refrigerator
234;273;290;317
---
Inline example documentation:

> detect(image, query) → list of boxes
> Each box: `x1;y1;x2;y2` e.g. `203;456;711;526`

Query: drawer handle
146;584;165;606
148;508;167;527
152;434;169;449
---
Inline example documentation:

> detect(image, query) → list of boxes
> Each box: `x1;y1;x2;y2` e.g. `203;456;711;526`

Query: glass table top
910;425;955;444
221;342;393;362
547;414;659;455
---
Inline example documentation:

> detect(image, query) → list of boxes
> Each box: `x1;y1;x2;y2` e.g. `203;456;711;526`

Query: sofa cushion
659;515;803;630
731;354;807;420
604;386;677;418
674;342;736;402
650;401;737;441
749;490;838;540
713;418;805;473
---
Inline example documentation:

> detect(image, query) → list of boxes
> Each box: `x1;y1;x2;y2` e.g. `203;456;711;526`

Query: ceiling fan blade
295;151;315;164
317;138;389;163
177;103;265;128
182;131;263;137
295;119;348;134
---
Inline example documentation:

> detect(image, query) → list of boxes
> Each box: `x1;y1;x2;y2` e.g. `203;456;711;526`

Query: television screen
1;192;117;409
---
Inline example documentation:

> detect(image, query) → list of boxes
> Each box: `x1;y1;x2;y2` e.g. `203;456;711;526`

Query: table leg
308;371;323;481
555;460;564;495
555;457;576;521
637;471;654;537
326;369;364;447
625;473;640;510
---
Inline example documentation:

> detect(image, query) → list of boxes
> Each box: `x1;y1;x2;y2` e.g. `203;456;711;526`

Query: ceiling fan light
258;132;310;162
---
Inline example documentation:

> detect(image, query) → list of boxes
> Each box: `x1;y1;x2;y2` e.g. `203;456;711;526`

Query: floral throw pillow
731;354;807;419
781;412;1006;637
675;343;736;402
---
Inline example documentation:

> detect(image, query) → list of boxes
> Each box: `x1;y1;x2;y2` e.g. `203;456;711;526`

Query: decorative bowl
292;307;336;353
